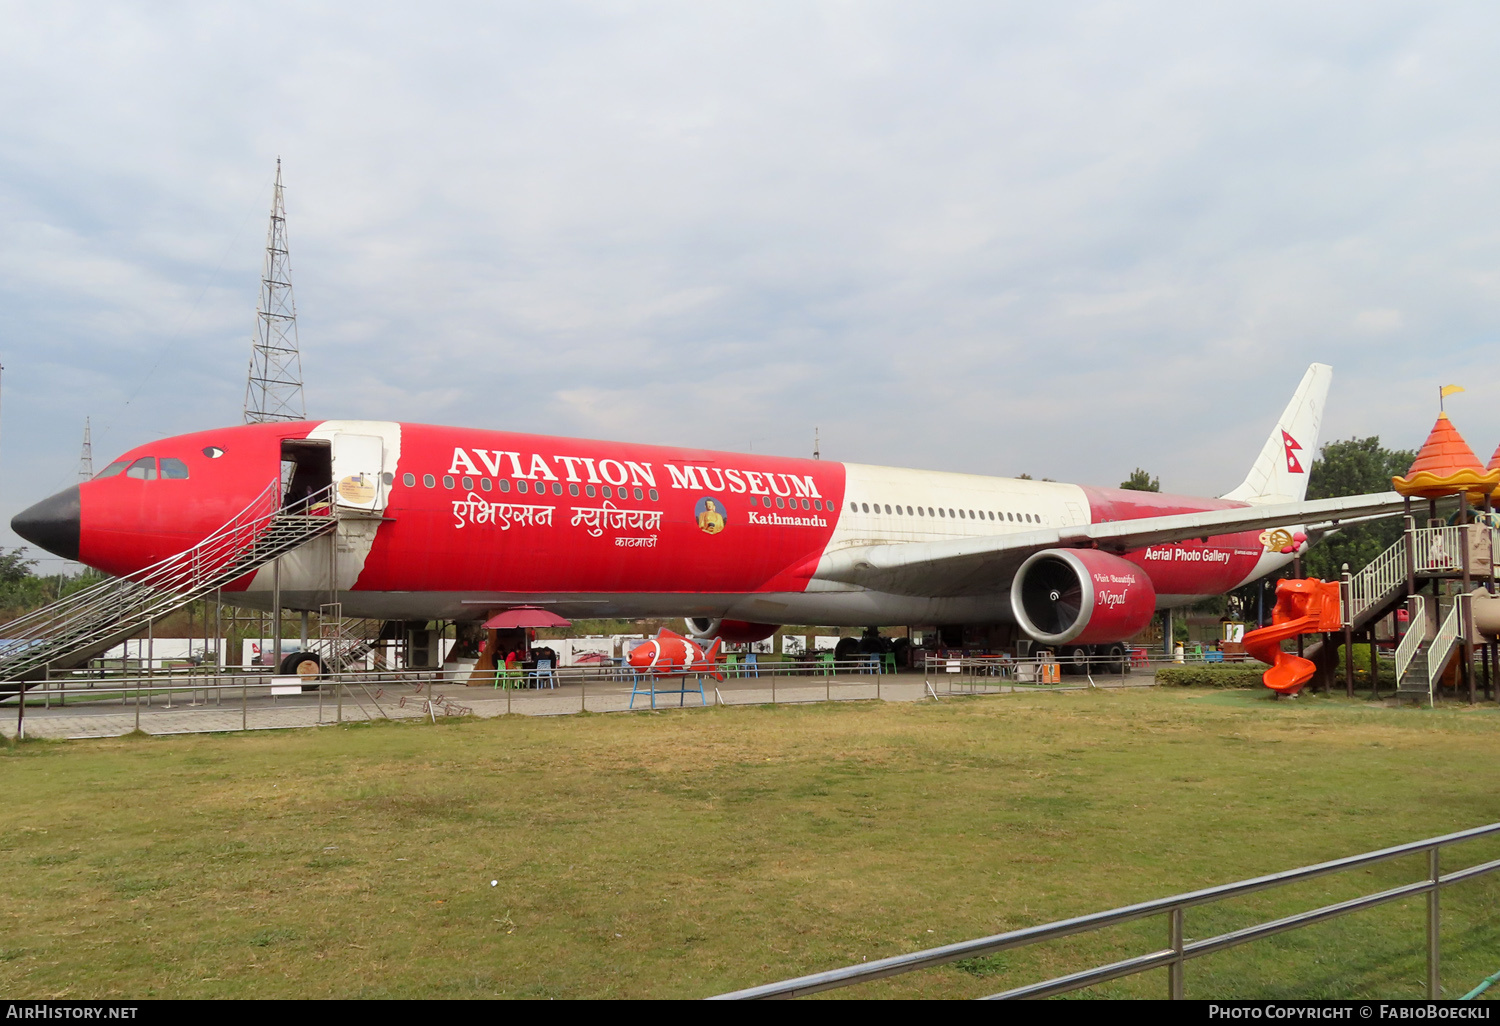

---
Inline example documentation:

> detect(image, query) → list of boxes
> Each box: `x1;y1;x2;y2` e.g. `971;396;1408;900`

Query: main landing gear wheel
279;651;325;689
1103;643;1128;675
1061;644;1092;676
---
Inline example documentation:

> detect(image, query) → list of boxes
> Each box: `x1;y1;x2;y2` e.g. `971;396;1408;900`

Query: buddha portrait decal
695;497;726;535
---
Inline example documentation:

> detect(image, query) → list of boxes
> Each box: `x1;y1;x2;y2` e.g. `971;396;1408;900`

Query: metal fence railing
712;822;1500;1000
4;668;470;738
2;650;1171;739
918;654;1163;691
27;652;1153;693
30;644;1234;695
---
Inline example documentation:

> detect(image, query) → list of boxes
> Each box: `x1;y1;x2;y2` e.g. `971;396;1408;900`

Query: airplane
9;363;1406;672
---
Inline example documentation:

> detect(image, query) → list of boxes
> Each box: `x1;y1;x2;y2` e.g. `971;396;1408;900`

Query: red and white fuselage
12;365;1374;647
55;417;1288;627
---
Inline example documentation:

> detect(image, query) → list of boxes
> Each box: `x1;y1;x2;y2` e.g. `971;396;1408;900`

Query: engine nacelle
684;618;779;644
1010;549;1156;646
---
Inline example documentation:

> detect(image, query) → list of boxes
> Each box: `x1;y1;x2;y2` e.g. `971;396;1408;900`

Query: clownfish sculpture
627;628;726;681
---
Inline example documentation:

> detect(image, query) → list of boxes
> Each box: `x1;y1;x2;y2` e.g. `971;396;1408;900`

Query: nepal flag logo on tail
1282;430;1304;474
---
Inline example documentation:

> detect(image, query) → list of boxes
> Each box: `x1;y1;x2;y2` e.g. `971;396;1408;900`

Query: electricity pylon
243;158;306;423
78;417;93;480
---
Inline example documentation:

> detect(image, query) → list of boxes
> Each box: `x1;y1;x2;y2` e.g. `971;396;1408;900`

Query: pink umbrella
483;607;573;629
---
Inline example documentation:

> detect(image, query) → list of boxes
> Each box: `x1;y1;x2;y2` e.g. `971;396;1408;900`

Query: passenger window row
750;496;824;511
95;457;189;481
847;500;1039;524
400;472;658;503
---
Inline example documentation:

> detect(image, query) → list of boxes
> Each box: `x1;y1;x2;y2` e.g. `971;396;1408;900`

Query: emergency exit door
331;433;386;511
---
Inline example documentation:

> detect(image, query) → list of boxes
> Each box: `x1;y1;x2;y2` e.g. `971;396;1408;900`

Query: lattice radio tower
78;417;93;480
243;158;306;423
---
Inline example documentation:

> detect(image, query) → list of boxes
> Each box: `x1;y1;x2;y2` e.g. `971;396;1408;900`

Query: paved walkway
0;671;1075;740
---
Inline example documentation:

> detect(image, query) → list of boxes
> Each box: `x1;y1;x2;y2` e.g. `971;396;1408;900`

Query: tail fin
1221;363;1331;505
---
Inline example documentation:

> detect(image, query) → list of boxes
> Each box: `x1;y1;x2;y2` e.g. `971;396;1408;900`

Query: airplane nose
12;485;81;561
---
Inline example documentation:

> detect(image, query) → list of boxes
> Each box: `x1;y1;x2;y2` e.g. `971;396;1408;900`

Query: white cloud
1354;309;1404;332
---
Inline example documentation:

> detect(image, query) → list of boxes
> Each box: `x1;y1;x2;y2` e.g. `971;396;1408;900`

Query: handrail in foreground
710;822;1500;1001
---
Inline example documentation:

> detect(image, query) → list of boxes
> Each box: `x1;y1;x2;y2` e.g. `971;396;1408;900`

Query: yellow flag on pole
1442;384;1465;398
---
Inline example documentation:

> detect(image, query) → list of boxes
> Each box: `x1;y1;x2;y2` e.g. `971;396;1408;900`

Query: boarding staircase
0;479;340;688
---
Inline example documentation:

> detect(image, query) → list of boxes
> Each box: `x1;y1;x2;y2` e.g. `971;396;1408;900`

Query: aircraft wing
812;491;1410;597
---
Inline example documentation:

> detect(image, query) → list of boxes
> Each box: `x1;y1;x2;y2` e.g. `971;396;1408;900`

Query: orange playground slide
1241;579;1343;695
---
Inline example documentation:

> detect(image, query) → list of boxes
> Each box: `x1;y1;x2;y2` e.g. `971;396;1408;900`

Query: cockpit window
95;461;128;479
125;457;158;481
160;458;189;480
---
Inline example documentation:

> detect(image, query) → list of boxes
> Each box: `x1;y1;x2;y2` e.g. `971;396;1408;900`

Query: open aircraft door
330;433;387;512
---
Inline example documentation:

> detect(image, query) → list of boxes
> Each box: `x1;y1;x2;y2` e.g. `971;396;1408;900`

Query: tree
1227;436;1415;621
0;546;36;586
1301;436;1416;581
0;549;109;619
1120;468;1160;492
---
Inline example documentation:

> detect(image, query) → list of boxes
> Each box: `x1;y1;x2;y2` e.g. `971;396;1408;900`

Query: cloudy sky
3;1;1499;562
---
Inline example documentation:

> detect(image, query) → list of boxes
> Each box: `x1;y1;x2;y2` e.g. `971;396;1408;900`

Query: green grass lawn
3;688;1499;1000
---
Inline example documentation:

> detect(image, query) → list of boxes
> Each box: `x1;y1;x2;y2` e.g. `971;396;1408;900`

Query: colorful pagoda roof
1488;441;1500;472
1392;413;1500;498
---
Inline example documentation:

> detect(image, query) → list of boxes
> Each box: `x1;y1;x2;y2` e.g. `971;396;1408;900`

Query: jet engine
1010;549;1156;646
684;618;779;644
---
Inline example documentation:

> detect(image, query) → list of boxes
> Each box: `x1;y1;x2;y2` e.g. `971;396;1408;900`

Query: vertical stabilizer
1221;363;1331;505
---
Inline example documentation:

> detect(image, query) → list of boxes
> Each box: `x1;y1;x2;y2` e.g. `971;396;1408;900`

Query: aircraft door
280;438;333;509
331;433;387;512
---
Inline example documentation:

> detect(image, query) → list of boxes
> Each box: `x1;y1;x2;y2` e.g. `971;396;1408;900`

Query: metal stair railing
1347;524;1488;628
1422;597;1465;707
1347;533;1412;625
1394;594;1428;694
0;477;283;652
314;602;385;671
1414;525;1464;574
335;620;386;668
0;479;339;683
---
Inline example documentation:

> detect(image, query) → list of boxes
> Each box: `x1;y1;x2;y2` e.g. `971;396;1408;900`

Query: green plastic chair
818;652;835;676
882;651;896;675
494;664;522;689
723;652;740;679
